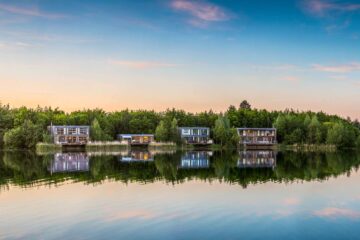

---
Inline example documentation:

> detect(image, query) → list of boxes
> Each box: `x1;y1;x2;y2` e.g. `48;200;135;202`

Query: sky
0;0;359;119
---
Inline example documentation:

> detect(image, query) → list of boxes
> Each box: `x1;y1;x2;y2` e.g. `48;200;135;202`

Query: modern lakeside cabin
237;128;277;148
117;134;154;146
178;127;213;145
48;125;90;145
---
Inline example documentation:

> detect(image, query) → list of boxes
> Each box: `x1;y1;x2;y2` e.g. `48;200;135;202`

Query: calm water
1;150;360;240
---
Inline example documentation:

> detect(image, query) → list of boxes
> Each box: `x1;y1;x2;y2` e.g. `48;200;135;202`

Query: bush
4;120;43;149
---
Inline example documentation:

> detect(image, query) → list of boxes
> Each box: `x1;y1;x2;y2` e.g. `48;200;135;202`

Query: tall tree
239;100;251;110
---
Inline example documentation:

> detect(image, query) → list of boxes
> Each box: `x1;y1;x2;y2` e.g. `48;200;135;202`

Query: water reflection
119;150;154;162
49;153;89;174
179;151;212;169
238;151;276;169
0;150;359;188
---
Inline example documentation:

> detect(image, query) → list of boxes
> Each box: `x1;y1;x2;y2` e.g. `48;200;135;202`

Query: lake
1;150;360;239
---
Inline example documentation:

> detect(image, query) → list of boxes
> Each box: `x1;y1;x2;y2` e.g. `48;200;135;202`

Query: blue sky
0;0;359;118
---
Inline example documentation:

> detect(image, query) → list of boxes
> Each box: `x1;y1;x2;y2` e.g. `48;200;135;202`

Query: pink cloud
105;210;157;222
314;207;360;219
0;3;66;19
109;60;178;69
283;197;301;206
171;0;232;27
313;62;360;73
282;76;300;83
303;0;360;16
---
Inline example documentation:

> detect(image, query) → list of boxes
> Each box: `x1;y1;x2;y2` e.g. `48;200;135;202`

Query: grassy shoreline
33;142;352;155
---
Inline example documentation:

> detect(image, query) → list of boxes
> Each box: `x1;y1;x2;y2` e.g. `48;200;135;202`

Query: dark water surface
1;150;360;239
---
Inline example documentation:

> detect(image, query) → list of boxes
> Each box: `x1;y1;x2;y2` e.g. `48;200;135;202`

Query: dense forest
0;100;359;149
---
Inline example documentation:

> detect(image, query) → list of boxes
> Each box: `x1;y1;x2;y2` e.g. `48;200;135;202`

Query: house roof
49;125;90;128
237;128;276;131
117;134;154;137
178;127;210;130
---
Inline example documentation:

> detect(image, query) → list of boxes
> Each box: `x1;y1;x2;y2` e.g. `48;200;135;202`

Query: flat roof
237;128;276;130
118;134;154;137
178;127;210;129
49;125;90;128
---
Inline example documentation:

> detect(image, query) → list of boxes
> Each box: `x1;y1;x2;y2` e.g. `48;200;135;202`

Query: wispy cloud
314;207;360;219
282;76;300;83
171;0;232;27
303;0;360;17
109;60;178;69
15;42;31;47
105;210;157;222
313;62;360;73
0;3;66;19
283;197;301;205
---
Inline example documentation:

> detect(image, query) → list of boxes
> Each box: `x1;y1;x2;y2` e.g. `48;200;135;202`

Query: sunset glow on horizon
0;0;359;119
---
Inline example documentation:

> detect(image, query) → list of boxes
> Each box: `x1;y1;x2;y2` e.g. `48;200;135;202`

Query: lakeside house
238;151;276;169
119;150;154;162
178;127;212;145
117;134;154;146
48;153;89;174
237;128;277;147
179;151;212;169
48;125;90;145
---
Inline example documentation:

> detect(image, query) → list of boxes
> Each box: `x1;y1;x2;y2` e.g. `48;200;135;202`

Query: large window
201;129;208;135
68;128;77;135
79;128;88;135
56;128;65;135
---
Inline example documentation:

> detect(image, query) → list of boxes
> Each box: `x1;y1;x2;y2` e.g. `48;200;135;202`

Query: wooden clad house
237;128;277;147
178;127;212;145
117;134;154;146
48;125;90;145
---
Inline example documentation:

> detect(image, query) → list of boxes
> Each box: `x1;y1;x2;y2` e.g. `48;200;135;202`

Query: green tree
4;120;43;149
307;116;322;144
155;120;168;142
90;118;112;141
169;118;181;143
213;115;238;148
327;122;356;148
239;100;251;110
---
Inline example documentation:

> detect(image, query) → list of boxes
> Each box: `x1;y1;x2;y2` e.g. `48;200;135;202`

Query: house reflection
48;153;89;174
179;151;212;169
238;151;276;169
119;150;154;162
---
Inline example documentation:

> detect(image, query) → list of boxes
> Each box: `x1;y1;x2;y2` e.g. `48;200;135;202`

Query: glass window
79;128;87;135
56;128;64;135
68;128;77;135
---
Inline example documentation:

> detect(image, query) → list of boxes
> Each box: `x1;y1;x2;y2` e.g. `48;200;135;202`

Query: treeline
0;100;359;149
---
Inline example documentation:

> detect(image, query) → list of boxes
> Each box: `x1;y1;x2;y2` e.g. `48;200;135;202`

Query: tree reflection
0;150;359;189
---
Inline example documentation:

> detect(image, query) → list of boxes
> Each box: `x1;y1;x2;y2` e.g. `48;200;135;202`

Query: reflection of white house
237;151;276;169
48;125;90;145
119;150;154;162
178;127;212;145
179;151;212;169
48;153;89;173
